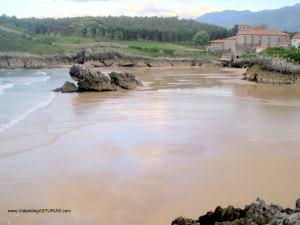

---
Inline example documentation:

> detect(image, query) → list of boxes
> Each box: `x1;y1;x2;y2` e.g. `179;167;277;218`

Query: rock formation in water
54;64;143;92
172;198;300;225
243;56;300;85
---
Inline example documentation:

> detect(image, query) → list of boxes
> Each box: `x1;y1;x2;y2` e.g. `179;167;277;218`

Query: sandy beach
0;66;300;225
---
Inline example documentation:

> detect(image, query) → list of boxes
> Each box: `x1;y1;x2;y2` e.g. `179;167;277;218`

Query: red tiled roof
292;33;300;39
237;29;290;36
224;36;236;40
209;36;236;43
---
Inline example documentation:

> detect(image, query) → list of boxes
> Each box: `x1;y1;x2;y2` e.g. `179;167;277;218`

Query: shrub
261;47;300;63
163;48;175;55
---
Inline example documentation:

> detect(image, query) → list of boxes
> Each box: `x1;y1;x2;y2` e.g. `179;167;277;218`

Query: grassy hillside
0;15;227;59
0;28;217;59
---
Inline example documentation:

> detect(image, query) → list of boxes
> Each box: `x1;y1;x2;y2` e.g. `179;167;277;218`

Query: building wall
236;34;290;47
208;42;224;52
238;25;252;32
291;39;300;48
224;39;236;50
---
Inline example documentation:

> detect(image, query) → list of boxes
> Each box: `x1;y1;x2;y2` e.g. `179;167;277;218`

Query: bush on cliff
261;47;300;63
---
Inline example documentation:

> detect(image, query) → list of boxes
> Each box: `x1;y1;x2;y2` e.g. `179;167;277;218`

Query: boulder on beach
70;64;117;91
53;81;78;93
109;71;142;90
68;64;143;92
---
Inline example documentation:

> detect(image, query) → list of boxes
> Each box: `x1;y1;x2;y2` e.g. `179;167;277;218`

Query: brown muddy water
0;66;300;225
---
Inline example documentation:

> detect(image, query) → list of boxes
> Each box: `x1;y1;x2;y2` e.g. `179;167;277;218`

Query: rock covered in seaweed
67;64;143;92
172;198;300;225
109;71;143;90
70;64;118;91
53;81;78;93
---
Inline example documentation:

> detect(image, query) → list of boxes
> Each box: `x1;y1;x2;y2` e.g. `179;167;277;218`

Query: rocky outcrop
253;56;300;74
67;64;143;92
172;198;300;225
0;50;214;69
109;72;142;90
74;50;209;68
54;81;78;93
0;52;73;69
244;65;298;85
244;56;300;85
70;65;118;91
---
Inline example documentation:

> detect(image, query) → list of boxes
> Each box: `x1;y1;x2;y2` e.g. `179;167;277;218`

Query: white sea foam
0;93;56;133
0;83;14;96
0;76;50;85
33;71;47;76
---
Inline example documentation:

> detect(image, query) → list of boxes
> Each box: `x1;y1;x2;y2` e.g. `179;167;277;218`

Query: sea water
0;68;71;132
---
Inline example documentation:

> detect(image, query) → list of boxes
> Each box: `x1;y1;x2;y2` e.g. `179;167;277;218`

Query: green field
0;26;217;59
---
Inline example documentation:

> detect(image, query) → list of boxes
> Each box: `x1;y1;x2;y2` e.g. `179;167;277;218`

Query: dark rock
69;64;142;92
70;65;117;91
53;81;78;93
198;205;246;225
172;216;198;225
74;49;87;64
172;198;300;225
109;72;143;90
296;199;300;211
53;87;62;92
61;81;78;93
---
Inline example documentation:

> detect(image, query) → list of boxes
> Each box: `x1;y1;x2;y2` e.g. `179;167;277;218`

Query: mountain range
197;3;300;32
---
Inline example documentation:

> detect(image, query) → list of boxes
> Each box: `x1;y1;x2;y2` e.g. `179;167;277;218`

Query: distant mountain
197;3;300;32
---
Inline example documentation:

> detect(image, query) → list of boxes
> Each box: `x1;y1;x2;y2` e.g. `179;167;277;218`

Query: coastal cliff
0;51;213;69
243;56;300;85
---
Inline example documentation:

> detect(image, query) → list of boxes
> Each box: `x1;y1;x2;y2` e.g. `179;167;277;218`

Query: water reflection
1;67;300;225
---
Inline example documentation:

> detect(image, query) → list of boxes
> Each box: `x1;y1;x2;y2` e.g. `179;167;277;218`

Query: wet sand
0;66;300;225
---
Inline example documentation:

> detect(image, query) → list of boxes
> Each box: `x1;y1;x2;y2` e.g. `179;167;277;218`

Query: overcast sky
0;0;299;19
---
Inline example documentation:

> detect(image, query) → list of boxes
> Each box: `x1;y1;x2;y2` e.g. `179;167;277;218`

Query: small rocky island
172;198;300;225
54;64;143;93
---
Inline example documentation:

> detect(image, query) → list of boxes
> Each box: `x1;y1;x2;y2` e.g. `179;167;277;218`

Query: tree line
0;15;235;43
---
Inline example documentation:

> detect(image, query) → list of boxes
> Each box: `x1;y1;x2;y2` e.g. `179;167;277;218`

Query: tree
231;24;239;35
192;31;210;46
114;31;124;41
0;15;232;43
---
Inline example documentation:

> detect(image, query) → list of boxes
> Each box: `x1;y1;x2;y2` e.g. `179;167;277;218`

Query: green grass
123;40;214;58
261;47;300;63
0;28;217;59
37;35;95;45
0;30;73;54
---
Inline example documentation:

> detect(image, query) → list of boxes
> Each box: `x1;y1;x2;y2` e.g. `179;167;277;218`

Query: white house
291;33;300;48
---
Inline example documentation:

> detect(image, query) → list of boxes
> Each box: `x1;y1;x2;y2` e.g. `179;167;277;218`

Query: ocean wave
33;71;47;76
0;76;50;85
0;93;56;133
0;83;14;96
